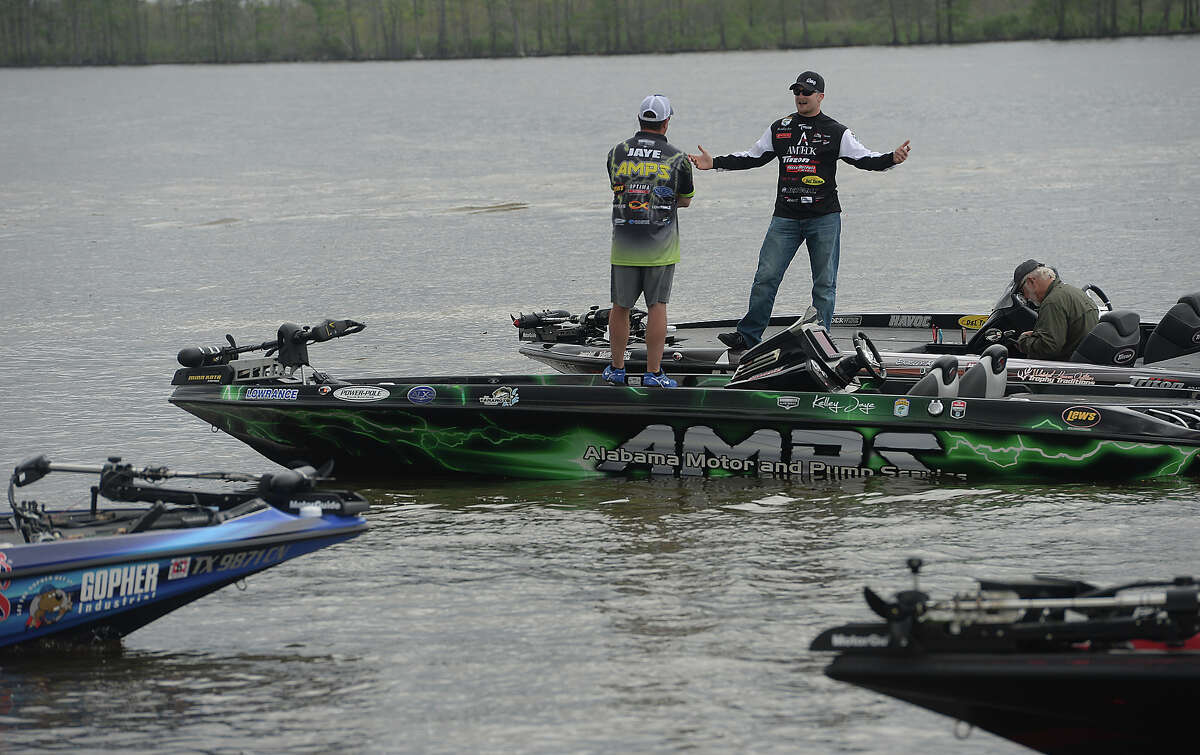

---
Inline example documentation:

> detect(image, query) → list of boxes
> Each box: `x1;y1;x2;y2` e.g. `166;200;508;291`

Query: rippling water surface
2;37;1199;753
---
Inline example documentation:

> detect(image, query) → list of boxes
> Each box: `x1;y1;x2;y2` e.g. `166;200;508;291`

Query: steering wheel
852;331;887;381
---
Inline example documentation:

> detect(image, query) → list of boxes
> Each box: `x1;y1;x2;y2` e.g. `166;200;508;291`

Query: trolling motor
512;306;648;344
177;318;365;370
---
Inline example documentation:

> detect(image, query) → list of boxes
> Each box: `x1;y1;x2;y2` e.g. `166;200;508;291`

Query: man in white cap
689;71;910;349
603;94;695;388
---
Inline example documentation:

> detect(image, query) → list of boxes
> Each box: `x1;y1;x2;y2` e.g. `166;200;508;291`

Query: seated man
1012;259;1099;362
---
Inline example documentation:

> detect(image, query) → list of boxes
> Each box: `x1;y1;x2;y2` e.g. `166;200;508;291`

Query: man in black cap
1012;260;1099;361
688;71;911;350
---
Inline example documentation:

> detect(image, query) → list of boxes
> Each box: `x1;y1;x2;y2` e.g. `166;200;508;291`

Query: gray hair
1028;266;1056;283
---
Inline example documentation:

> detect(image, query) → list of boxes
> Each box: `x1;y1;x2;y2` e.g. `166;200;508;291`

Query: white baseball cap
638;94;673;122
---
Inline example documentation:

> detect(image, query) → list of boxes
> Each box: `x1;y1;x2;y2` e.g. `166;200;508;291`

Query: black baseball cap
790;71;825;93
1013;259;1043;289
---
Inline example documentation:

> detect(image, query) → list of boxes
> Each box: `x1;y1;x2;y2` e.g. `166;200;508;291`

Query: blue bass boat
1;455;368;651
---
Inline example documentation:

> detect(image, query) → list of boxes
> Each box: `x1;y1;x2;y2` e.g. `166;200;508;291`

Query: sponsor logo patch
801;175;825;185
893;398;910;417
245;387;299;401
888;314;932;328
407;385;436;404
480;387;520;407
958;315;989;330
927;399;944;417
950;399;966;419
1062;406;1102;428
1113;347;1137;364
332;386;390;402
777;396;800;410
169;557;191;580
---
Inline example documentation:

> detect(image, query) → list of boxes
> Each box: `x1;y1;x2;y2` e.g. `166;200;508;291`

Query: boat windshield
992;281;1028;313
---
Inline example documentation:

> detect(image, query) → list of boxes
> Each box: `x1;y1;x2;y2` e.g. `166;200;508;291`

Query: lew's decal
332;386;390;402
1062;406;1102;428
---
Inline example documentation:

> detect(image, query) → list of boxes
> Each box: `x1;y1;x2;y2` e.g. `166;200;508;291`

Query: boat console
725;318;885;392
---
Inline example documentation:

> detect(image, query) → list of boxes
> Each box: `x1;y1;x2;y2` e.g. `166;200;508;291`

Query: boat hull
1;506;366;650
169;377;1200;482
825;651;1200;755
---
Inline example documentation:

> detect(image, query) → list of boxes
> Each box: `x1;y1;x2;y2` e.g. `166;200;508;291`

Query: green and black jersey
607;131;695;266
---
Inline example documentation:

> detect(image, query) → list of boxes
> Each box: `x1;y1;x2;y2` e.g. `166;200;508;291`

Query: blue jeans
736;213;841;344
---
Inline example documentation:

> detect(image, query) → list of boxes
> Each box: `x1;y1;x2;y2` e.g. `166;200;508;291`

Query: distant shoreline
3;0;1198;68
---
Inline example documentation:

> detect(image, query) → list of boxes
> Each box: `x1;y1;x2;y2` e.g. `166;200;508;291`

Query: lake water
2;37;1199;753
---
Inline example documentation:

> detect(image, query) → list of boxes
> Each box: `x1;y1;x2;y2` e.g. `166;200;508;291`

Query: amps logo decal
1062;406;1102;428
958;315;989;330
332;386;390;402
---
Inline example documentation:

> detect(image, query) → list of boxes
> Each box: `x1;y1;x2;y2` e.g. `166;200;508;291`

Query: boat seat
958;344;1009;398
1069;310;1141;366
907;354;959;397
1142;292;1200;364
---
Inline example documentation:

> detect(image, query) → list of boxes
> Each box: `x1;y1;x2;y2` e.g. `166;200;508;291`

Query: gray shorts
610;264;674;308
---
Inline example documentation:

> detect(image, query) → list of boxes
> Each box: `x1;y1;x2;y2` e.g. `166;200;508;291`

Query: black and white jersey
713;112;894;219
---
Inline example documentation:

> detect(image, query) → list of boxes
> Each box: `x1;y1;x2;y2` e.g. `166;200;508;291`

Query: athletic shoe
642;371;678;388
718;331;748;350
602;364;626;385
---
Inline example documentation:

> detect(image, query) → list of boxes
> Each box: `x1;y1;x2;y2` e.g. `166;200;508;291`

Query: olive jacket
1017;279;1100;361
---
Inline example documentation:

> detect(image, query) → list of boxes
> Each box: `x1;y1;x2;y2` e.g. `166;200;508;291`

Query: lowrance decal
244;387;299;401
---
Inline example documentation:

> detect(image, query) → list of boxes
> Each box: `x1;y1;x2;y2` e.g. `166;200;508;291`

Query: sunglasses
795;87;818;96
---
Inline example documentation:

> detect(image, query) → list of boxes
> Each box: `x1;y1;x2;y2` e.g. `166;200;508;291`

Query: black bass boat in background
168;316;1200;483
811;559;1200;755
514;286;1200;391
2;455;368;651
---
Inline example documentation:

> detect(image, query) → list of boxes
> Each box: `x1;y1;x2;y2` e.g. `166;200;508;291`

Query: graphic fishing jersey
712;112;895;219
607;131;695;266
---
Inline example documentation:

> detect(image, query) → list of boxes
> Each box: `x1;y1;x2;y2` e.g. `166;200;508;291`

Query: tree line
2;0;1198;66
